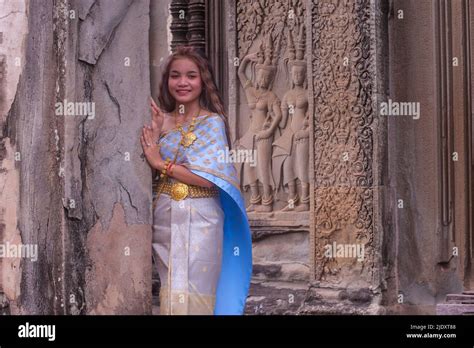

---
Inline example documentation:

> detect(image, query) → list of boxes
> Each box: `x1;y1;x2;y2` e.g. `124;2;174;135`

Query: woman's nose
178;78;188;86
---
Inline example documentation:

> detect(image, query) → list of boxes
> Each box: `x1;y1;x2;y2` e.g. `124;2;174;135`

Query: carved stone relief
235;0;379;288
273;24;310;212
235;0;309;214
311;0;376;286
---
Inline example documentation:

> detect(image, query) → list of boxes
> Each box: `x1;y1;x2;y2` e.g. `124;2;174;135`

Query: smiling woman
140;46;252;315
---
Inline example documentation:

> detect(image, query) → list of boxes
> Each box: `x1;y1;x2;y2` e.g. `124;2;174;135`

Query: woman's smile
176;89;190;95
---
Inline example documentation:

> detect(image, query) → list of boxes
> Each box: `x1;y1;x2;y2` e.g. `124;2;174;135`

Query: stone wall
0;0;153;314
385;0;472;314
228;0;387;314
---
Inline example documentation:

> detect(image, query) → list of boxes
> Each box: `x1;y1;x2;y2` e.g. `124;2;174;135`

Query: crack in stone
104;81;122;124
0;11;22;20
119;181;139;223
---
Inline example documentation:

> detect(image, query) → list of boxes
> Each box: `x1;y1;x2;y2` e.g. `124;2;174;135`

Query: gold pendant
181;131;197;148
171;182;189;201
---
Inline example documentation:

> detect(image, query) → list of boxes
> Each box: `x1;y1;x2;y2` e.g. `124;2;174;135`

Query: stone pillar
0;0;152;314
206;0;229;109
170;0;190;51
387;0;473;313
150;0;173;97
149;0;173;313
0;0;28;315
187;0;206;53
310;0;386;297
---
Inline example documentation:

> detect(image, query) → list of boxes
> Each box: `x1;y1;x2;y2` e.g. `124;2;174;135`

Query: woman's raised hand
149;97;164;142
140;125;162;170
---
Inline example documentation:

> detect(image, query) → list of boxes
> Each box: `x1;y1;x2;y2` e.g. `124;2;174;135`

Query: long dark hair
157;46;231;147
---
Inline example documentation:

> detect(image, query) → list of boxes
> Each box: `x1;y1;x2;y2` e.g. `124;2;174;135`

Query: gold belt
154;180;219;201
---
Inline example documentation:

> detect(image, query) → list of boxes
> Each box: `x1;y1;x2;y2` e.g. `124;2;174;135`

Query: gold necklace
175;107;200;148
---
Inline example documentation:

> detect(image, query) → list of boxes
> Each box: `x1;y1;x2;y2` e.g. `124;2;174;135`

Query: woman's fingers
143;128;150;142
141;128;152;146
140;134;147;152
152;108;162;122
150;101;163;119
148;126;155;136
140;133;147;147
144;127;153;146
150;97;159;110
150;98;161;116
142;127;150;145
150;100;165;126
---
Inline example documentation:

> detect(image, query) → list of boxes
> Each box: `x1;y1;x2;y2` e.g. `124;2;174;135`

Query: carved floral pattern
312;0;375;281
237;0;303;59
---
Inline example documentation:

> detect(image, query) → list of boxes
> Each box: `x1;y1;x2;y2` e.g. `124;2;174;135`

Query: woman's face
168;58;202;106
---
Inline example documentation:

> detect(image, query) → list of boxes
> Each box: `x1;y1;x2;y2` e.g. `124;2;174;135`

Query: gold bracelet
161;158;171;177
165;162;173;174
168;163;176;176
